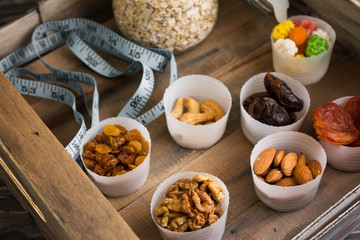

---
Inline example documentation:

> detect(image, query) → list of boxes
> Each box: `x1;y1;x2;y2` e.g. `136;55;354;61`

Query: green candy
305;34;328;57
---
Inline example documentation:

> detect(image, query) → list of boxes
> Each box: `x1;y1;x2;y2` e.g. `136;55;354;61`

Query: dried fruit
95;144;112;154
103;124;121;136
293;164;313;185
275;177;297;187
273;149;285;167
264;72;304;112
280;152;298;176
344;95;360;130
253;147;276;176
307;160;322;178
313;102;360;145
265;168;283;183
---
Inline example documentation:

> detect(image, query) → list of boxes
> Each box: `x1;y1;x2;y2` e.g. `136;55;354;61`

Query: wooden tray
0;0;360;239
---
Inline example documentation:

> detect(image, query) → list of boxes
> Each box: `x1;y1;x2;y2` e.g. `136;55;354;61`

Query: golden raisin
83;159;96;170
125;129;142;141
95;144;112;154
103;124;121;136
129;140;142;153
122;146;136;155
128;164;137;170
83;142;96;152
135;156;146;166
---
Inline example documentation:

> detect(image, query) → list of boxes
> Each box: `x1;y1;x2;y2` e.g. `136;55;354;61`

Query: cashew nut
201;99;225;121
179;112;214;125
184;97;200;113
170;97;184;119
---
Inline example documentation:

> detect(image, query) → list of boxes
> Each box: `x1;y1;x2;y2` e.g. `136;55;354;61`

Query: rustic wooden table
1;0;360;239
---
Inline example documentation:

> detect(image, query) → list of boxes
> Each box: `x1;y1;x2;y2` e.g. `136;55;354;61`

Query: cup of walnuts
250;131;327;212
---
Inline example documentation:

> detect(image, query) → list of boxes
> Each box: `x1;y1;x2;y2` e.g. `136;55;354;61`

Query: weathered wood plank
0;71;138;239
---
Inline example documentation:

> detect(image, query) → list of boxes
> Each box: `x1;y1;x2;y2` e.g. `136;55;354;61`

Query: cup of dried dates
240;72;310;145
163;75;232;149
313;96;360;172
271;15;336;85
250;131;327;212
80;117;151;197
150;172;229;240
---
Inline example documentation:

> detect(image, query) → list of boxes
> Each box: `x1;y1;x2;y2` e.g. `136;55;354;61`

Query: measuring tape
0;18;177;165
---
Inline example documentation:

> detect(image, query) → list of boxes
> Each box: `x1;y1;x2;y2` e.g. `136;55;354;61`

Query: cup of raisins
163;75;232;149
240;72;310;145
80;117;151;197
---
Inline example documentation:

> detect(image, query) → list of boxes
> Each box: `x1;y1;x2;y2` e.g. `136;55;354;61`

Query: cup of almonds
150;172;229;240
163;75;232;149
250;131;327;212
80;117;151;197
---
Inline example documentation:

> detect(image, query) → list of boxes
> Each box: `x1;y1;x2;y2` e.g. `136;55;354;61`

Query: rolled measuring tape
0;18;178;167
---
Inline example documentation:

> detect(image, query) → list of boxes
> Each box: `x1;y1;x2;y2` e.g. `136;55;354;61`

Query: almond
265;168;283;183
273;149;285;168
275;177;297;187
307;160;322;178
257;176;265;182
293;164;313;185
253;147;276;176
280;152;298;176
298;152;307;165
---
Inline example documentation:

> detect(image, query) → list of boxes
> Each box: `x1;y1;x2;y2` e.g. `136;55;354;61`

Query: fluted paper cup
150;172;229;240
319;96;360;172
250;131;327;212
164;75;232;149
240;72;310;145
80;117;151;197
271;15;336;85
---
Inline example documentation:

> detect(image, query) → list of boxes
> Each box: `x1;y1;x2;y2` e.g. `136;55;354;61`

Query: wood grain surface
1;0;360;239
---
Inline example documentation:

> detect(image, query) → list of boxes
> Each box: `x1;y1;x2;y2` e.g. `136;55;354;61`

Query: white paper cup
271;15;336;85
163;75;232;149
150;172;229;240
250;131;327;212
319;96;360;172
80;117;151;197
240;72;310;145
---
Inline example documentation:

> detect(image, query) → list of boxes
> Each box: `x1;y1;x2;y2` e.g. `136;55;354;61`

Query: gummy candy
300;20;318;36
312;28;330;44
305;34;328;57
289;26;308;46
272;20;295;40
274;38;298;57
294;54;305;58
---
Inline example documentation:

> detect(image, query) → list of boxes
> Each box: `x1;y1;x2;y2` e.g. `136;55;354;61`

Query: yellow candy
272;20;295;40
294;54;305;58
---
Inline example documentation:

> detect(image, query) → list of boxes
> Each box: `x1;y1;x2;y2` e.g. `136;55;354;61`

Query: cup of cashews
163;75;232;149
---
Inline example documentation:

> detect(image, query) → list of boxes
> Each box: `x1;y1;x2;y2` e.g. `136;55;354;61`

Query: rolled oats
112;0;218;52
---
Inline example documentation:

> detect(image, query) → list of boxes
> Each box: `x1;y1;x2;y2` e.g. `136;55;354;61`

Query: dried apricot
344;95;360;130
103;124;121;136
313;102;360;145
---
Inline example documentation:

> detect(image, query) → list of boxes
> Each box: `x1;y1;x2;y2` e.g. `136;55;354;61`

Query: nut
273;149;285;167
275;177;297;187
200;99;225;121
307;160;322;178
179;112;214;125
293;164;313;185
280;152;298;176
298;152;307;165
265;168;283;183
253;147;276;176
170;97;184;119
184;97;200;113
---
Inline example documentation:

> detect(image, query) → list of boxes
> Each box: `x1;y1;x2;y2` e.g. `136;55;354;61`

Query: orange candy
289;27;308;47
